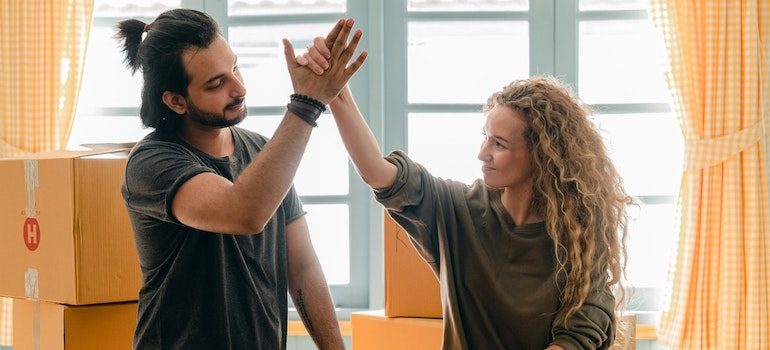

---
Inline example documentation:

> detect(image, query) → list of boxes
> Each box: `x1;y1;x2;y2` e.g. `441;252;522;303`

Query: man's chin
228;111;247;126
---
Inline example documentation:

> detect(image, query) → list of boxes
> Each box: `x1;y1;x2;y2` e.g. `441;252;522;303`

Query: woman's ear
162;91;188;115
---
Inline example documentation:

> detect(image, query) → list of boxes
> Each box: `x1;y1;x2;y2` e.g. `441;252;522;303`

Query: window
71;0;682;319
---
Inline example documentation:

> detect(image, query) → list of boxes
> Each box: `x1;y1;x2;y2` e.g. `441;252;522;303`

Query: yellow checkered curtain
650;0;770;349
0;298;9;346
0;0;94;157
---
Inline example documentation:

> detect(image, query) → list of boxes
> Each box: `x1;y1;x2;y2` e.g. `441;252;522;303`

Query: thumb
282;38;297;67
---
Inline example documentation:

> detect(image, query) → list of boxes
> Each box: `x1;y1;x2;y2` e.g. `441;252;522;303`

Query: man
116;9;366;349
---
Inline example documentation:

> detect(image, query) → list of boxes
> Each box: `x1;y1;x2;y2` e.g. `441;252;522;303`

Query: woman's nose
478;142;491;161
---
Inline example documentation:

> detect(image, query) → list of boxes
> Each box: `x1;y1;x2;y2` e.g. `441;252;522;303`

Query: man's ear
162;91;188;115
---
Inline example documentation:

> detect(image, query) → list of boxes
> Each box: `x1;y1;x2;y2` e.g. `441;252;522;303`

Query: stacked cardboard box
352;213;443;349
352;213;636;349
0;149;141;349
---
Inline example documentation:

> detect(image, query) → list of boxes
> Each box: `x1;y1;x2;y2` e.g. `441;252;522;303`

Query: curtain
0;0;94;157
650;0;770;349
0;0;94;344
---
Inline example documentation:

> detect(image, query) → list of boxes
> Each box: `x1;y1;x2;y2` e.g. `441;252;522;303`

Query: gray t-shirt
376;151;615;350
121;127;305;350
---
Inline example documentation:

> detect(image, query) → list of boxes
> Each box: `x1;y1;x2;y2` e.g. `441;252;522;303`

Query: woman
300;40;631;350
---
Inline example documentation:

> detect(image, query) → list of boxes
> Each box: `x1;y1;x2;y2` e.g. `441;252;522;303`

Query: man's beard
185;97;247;128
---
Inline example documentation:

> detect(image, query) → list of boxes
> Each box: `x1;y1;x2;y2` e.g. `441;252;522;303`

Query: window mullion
201;0;228;38
554;0;579;88
530;0;555;76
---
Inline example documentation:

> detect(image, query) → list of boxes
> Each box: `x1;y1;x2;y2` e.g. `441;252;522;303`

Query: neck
500;184;543;226
178;120;234;158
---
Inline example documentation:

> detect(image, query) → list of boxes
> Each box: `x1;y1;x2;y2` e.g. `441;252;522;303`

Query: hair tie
143;23;151;32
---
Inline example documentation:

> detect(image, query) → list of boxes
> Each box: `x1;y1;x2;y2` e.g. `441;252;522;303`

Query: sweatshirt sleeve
374;150;448;266
550;281;617;350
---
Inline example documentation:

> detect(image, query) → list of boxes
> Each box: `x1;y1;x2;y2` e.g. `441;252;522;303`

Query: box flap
384;212;442;318
1;149;130;161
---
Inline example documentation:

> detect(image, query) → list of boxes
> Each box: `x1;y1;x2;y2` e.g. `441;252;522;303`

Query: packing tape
24;160;38;218
25;268;39;350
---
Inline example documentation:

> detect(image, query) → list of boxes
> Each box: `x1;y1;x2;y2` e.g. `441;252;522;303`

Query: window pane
408;22;528;104
625;203;677;288
239;114;349;195
66;116;149;149
228;0;346;15
78;26;143;109
579;0;647;11
93;0;180;17
229;23;338;107
305;204;350;285
408;113;485;184
578;20;669;104
408;0;528;12
592;113;683;196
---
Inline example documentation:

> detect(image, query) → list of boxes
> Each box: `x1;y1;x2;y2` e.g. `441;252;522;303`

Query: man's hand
282;18;367;104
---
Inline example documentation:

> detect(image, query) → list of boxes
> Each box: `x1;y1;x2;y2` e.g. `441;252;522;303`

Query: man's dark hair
115;9;221;133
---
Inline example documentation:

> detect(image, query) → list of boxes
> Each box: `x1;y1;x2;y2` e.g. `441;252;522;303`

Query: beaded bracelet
290;93;327;112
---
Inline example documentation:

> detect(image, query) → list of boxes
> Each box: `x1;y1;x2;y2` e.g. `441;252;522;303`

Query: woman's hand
297;36;332;75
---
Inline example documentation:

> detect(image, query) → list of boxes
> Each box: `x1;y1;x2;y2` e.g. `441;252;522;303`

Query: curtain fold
0;0;94;157
650;0;769;349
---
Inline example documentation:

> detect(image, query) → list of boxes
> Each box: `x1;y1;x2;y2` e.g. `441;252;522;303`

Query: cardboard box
0;150;141;305
12;298;137;350
384;212;442;318
352;310;442;350
352;311;636;350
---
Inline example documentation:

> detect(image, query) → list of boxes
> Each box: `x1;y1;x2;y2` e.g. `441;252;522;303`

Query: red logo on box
23;217;41;251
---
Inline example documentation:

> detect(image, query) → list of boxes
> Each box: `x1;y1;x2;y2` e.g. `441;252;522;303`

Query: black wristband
290;94;327;112
286;100;321;127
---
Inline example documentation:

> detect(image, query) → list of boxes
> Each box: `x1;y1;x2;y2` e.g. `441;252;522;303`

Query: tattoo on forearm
296;289;314;333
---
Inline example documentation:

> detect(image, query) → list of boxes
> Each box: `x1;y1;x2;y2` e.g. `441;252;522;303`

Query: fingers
303;52;325;75
282;38;297;67
313;36;331;58
307;42;329;71
344;51;368;79
324;19;345;50
339;29;363;65
331;18;354;59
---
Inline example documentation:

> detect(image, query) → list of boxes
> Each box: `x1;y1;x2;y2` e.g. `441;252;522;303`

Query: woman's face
477;105;534;192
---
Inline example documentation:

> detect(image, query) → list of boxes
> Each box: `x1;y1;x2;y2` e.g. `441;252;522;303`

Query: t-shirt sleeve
550;278;617;350
282;185;306;224
122;142;215;224
374;150;451;265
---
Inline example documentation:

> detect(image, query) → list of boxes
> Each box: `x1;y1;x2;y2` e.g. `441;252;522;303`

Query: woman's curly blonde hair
484;76;632;325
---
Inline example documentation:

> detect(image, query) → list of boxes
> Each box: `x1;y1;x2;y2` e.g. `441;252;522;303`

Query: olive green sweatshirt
375;151;615;350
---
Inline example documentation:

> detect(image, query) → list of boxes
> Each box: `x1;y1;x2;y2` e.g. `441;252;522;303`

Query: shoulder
128;132;195;164
232;127;269;148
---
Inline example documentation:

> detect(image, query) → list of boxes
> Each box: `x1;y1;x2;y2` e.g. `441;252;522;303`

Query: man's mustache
226;97;245;109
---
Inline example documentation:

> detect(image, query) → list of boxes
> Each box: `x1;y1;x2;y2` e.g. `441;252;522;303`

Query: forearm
551;285;616;350
230;113;313;231
330;86;397;189
289;264;344;350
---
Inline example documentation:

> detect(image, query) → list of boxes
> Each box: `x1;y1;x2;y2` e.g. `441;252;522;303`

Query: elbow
229;216;266;235
246;218;267;234
249;222;266;235
358;159;396;190
360;173;390;190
